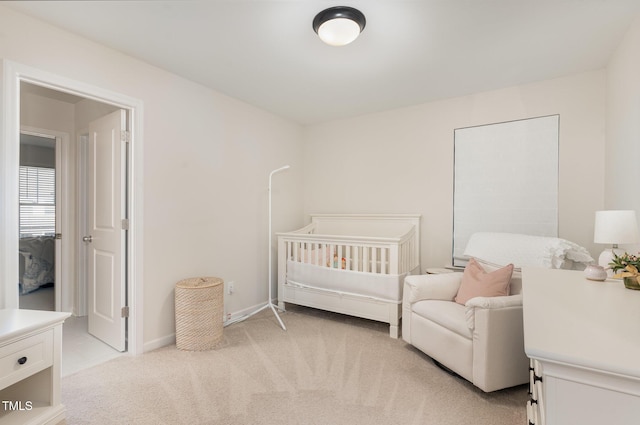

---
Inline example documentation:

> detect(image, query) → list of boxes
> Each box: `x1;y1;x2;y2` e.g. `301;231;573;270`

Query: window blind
19;166;55;237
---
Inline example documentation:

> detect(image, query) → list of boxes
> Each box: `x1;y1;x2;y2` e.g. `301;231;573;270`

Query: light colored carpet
60;305;527;424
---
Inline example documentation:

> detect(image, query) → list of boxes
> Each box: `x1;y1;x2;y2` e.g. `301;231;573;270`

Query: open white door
86;109;127;352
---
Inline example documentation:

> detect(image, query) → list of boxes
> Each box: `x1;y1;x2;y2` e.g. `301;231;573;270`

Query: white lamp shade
594;210;639;245
317;18;362;46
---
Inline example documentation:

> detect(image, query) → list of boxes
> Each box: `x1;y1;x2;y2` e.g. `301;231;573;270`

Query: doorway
0;60;144;356
19;83;128;368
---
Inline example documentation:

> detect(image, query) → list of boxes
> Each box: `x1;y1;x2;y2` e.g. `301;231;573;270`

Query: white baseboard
223;300;274;327
143;333;176;353
142;300;275;352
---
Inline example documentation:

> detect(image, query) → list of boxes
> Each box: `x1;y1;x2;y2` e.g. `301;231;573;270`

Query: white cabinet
526;359;544;425
522;268;640;425
0;309;70;425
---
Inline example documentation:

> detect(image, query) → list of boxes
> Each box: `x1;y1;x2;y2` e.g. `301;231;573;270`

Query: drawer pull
17;356;28;365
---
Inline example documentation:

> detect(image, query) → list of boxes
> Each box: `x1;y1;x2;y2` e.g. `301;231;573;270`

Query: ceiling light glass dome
313;6;366;47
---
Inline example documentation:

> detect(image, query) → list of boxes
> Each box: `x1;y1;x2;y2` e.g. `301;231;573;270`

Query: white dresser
0;309;70;425
522;268;640;425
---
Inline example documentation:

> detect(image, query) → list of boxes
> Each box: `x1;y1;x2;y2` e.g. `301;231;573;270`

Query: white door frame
19;126;70;313
77;133;89;317
0;60;144;355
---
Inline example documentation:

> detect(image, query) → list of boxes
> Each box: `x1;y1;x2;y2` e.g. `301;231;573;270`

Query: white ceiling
21;82;84;104
7;1;640;125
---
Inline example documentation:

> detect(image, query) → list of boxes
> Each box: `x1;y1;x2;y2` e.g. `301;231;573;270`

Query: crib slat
390;244;399;274
345;245;351;270
329;244;335;268
381;248;387;274
371;248;377;274
405;240;411;271
293;241;299;262
354;247;360;271
320;243;326;267
363;247;369;273
404;242;409;272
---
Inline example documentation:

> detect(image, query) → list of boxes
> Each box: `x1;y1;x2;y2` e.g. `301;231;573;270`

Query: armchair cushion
454;258;514;305
413;300;471;338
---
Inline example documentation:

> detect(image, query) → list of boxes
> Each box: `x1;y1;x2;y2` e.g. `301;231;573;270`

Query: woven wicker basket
175;277;224;351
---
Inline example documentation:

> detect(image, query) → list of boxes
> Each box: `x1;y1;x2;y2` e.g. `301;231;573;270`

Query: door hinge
55;233;62;240
121;306;130;318
121;130;130;143
121;219;129;230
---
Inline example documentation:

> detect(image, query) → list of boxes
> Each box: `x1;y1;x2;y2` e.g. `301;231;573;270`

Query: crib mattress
286;260;404;303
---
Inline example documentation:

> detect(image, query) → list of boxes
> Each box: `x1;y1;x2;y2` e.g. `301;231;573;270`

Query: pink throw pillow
454;258;514;305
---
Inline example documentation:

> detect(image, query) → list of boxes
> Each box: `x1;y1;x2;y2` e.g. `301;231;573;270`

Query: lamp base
598;247;624;276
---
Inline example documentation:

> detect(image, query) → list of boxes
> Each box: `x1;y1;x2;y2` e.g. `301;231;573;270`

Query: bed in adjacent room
19;235;55;296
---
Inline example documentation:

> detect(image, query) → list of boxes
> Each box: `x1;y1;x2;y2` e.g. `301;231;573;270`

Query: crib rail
278;224;417;276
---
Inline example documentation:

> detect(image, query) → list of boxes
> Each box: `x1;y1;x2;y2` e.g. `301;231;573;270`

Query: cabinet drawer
0;329;53;391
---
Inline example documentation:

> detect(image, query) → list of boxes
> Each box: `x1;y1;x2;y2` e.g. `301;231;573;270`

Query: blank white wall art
453;115;559;266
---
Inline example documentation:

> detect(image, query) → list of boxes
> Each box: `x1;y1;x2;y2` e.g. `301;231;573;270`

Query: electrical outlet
227;281;235;295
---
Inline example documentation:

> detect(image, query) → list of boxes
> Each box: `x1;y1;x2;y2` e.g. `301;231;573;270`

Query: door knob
82;236;93;243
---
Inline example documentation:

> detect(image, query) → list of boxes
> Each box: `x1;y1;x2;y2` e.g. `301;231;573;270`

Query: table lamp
594;210;639;268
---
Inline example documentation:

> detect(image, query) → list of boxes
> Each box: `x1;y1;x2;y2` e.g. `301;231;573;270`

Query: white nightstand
0;309;70;425
424;267;457;274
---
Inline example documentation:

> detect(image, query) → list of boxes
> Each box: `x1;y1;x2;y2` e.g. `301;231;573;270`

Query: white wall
0;6;304;349
606;15;640;253
303;71;606;268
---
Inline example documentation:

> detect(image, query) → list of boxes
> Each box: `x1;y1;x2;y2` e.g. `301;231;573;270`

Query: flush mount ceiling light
313;6;366;46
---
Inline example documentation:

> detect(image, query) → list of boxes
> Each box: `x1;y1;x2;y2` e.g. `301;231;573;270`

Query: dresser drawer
0;329;54;391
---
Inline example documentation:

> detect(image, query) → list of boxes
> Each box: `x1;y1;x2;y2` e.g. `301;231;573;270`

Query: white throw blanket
463;232;593;269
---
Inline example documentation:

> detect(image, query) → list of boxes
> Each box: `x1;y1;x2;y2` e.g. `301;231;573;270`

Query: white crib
277;214;421;338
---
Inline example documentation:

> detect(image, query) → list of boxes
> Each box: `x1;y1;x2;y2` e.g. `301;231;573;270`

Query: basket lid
176;277;223;289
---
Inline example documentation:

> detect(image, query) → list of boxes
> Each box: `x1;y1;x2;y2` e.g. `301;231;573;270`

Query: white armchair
402;264;529;392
